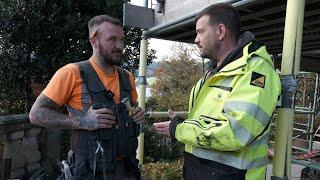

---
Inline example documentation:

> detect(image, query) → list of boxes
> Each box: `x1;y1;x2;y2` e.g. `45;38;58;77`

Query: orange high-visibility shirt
42;57;138;110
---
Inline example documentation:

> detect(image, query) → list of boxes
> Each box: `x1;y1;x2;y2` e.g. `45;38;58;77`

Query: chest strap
77;60;132;104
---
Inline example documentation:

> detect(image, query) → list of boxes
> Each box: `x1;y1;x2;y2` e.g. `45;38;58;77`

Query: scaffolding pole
309;74;319;151
136;37;148;164
272;0;305;179
135;0;149;166
145;111;188;118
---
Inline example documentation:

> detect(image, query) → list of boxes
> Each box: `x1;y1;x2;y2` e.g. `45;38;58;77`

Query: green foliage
144;97;184;163
144;123;184;163
151;47;204;111
142;160;183;180
0;0;154;115
143;46;204;164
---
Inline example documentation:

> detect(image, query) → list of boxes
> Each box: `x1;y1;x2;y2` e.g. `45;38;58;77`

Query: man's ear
89;36;98;49
217;24;226;41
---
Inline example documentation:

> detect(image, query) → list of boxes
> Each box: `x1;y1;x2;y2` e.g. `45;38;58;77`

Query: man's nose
194;35;199;44
116;40;124;49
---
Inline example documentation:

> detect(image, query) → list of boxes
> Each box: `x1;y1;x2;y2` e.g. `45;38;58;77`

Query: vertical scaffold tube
136;0;149;166
136;37;148;164
272;0;305;179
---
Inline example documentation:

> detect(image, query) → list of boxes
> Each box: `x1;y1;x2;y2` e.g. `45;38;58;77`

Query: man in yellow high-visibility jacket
153;3;281;180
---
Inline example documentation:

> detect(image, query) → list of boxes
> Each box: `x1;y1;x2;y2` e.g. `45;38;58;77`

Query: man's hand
153;121;171;136
168;109;176;119
79;106;116;131
132;107;145;124
153;109;176;136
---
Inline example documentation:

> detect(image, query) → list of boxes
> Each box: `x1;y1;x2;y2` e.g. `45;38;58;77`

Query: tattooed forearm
29;94;81;129
30;94;115;130
36;94;61;111
78;117;99;130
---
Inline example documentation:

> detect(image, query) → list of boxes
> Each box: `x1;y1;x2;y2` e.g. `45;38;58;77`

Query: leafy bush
142;160;183;180
144;123;184;163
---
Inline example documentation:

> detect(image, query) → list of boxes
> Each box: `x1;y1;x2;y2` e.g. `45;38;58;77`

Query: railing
0;114;60;179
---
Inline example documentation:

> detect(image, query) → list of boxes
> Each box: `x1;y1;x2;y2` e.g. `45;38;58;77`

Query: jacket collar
217;31;273;76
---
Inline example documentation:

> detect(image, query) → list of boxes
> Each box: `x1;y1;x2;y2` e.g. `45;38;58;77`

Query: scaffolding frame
268;72;320;172
270;73;319;148
292;72;320;152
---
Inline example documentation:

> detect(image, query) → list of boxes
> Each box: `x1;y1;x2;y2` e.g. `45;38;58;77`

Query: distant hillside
135;60;210;77
146;62;160;76
135;62;160;77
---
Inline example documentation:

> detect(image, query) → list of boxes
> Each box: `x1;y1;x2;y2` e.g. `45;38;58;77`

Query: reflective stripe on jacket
175;42;281;170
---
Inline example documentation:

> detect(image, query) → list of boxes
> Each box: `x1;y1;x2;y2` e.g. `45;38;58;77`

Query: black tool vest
69;60;140;179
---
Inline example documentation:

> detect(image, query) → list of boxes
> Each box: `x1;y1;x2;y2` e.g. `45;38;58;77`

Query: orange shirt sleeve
42;64;80;106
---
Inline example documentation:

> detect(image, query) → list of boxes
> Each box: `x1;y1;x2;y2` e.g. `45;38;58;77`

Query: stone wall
0;114;60;179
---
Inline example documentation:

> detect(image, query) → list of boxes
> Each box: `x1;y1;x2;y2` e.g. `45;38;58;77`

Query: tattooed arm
29;94;116;130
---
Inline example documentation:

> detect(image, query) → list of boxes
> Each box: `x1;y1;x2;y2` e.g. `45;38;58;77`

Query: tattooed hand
79;106;116;131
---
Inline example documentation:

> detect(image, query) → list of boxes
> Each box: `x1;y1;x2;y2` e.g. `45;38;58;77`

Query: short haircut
195;3;240;42
88;15;122;38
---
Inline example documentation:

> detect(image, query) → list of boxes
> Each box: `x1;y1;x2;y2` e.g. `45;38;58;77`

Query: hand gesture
153;109;176;136
79;106;116;131
168;109;176;120
153;121;171;136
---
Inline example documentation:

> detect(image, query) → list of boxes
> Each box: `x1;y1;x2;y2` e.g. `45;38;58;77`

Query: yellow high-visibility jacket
175;42;281;179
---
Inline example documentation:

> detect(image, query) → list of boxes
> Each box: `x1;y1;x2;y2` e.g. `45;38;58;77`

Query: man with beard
153;3;281;180
30;15;144;179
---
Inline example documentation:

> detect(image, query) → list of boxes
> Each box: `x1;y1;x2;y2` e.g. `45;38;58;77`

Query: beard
199;48;208;59
199;40;220;60
98;44;122;66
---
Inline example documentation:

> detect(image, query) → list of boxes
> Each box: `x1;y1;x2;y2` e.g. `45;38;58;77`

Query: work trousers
183;152;247;180
70;159;137;180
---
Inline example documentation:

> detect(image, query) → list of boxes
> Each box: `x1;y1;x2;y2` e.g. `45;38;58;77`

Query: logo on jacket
250;71;265;88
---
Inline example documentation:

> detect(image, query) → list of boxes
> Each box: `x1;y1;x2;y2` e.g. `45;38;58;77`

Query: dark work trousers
183;152;247;180
106;160;137;180
71;158;138;180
